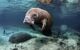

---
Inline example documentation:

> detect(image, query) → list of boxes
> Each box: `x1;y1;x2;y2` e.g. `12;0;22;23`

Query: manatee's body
9;32;33;43
23;8;53;36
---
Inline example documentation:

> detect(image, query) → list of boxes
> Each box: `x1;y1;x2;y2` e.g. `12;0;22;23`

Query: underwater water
0;0;80;48
0;0;40;45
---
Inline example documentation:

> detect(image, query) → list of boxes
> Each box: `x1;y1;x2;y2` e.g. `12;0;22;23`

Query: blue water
0;0;80;45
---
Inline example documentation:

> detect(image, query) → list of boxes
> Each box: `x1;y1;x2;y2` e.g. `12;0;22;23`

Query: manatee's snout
23;19;27;24
23;16;34;25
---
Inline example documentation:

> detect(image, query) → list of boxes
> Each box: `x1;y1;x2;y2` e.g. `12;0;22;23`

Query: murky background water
0;0;80;45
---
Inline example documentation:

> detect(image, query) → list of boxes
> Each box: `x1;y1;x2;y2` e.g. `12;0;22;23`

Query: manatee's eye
32;14;37;19
32;14;37;17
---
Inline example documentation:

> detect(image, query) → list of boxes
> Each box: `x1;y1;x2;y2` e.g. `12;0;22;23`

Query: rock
9;32;33;43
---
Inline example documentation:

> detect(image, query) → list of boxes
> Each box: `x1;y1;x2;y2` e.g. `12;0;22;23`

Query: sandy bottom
0;25;80;50
0;38;80;50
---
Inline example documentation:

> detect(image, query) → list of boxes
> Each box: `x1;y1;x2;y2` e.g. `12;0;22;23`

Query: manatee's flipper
41;19;47;31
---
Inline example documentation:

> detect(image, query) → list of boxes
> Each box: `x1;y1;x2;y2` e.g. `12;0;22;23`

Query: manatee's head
23;8;39;25
23;15;34;25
